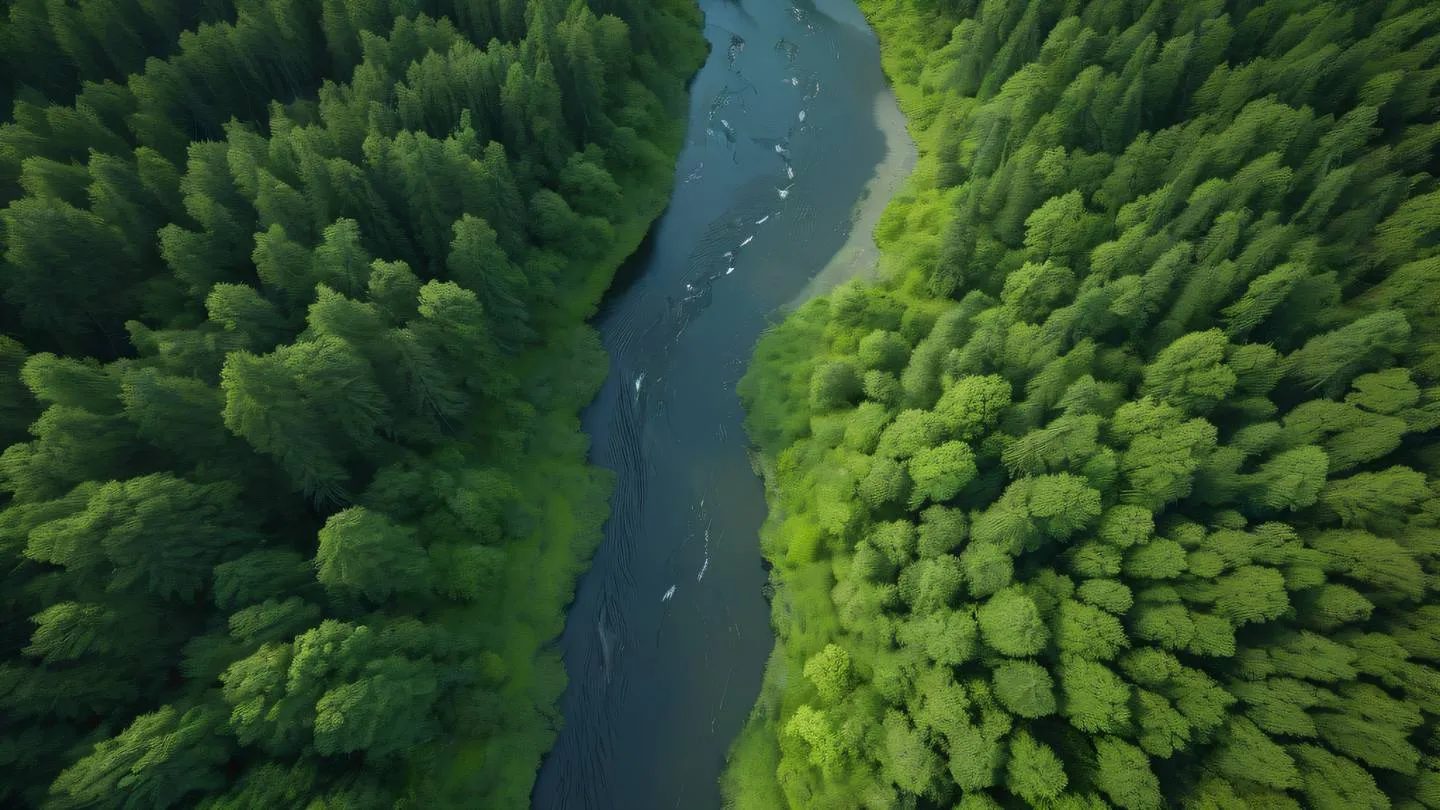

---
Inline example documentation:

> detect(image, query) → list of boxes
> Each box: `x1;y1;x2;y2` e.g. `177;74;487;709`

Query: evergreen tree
724;1;1440;806
0;0;708;804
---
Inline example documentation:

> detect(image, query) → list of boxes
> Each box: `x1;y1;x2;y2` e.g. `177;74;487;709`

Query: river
531;1;913;807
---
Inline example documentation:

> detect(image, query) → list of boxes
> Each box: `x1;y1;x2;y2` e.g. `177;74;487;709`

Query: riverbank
419;19;710;807
787;89;915;309
718;0;935;805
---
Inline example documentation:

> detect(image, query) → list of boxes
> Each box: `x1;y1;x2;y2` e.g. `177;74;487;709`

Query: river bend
532;2;911;806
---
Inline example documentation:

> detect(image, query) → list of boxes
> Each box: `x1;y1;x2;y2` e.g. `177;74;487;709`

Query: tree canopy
723;1;1440;808
0;0;705;806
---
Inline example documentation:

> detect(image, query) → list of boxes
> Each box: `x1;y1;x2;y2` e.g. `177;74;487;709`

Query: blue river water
532;1;900;806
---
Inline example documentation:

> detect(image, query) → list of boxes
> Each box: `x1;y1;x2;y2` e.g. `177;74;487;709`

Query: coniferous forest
6;0;1440;807
0;0;704;806
724;0;1440;808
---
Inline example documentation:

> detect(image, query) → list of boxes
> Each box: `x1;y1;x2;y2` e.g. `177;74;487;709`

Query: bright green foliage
785;705;846;777
864;369;901;406
1077;579;1133;614
1213;717;1301;791
1290;745;1389;810
1132;688;1191;758
315;507;430;603
723;0;1440;806
1124;539;1188;580
1006;730;1067;802
899;555;965;613
803;644;855;704
961;542;1013;598
1098;505;1155;548
1212;565;1291;626
859;456;909;510
1320;466;1429;531
1061;658;1131;733
810;361;863;412
900;608;978;667
1003;261;1076;323
872;521;918;567
992;660;1056;718
876;409;946;459
49;704;230;809
946;719;1004;792
312;656;440;759
955;796;1004;810
1141;330;1237;414
978;587;1048;657
917;506;967;558
0;0;707;805
1056;599;1128;661
1094;736;1162;810
907;440;977;507
1062;539;1116;583
881;710;943;797
859;330;910;372
934;374;1011;440
845;401;893;453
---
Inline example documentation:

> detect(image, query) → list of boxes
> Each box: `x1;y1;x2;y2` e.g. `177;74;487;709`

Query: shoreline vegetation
426;59;702;805
724;0;1440;808
0;1;705;807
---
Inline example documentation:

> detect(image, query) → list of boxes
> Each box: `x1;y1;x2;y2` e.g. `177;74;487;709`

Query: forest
0;0;704;806
723;0;1440;808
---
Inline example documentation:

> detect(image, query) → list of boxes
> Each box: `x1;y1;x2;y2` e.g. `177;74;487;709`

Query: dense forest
723;0;1440;808
0;0;704;806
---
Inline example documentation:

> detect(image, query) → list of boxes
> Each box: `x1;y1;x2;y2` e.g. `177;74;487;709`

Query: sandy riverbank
787;83;916;308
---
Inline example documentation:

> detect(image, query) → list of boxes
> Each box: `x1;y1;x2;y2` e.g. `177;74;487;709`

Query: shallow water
531;1;907;807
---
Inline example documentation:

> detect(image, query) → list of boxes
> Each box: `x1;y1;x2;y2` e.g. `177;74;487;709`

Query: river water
531;1;911;807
